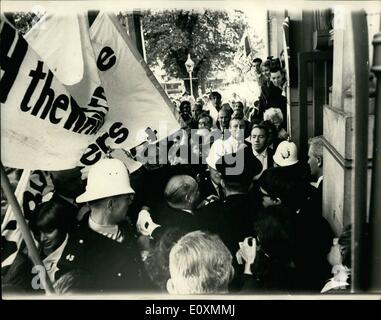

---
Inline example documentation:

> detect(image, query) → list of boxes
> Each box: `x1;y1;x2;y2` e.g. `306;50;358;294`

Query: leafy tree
135;9;249;96
7;11;44;35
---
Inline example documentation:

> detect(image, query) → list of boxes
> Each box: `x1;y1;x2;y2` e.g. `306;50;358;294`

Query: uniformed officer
55;158;150;294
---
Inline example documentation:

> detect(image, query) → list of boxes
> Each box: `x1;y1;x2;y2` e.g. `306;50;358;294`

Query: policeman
56;158;150;293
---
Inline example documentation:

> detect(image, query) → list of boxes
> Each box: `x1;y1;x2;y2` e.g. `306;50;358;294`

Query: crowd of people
1;56;352;296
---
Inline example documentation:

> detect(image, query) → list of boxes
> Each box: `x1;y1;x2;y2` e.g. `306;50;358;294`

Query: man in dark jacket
196;147;262;291
196;147;262;255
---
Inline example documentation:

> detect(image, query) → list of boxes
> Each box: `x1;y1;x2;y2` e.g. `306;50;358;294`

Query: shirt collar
311;176;324;188
88;215;119;236
226;136;244;149
253;147;268;157
43;233;69;269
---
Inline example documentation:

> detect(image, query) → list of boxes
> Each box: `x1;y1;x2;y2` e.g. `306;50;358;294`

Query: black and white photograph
1;0;380;304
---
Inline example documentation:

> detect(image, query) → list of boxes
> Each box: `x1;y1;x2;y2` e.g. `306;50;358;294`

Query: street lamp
185;54;195;97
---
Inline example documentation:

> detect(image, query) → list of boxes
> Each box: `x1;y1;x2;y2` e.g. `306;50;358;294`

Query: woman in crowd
263;107;289;141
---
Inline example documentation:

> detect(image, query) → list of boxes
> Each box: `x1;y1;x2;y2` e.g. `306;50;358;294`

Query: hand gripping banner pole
1;162;55;295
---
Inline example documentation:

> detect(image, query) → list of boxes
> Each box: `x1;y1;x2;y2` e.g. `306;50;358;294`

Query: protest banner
0;17;107;170
88;12;181;152
24;11;182;167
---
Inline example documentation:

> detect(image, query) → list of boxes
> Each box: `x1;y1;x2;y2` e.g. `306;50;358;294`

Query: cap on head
76;158;135;203
273;141;299;167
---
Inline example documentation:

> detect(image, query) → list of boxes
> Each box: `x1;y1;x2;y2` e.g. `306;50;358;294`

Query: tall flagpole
1;162;55;295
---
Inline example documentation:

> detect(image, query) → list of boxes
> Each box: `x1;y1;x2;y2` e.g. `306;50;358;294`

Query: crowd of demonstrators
3;57;346;297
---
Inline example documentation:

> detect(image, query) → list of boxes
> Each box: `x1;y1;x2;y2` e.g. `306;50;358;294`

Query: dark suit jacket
197;170;222;201
151;203;200;241
195;193;258;255
195;193;259;292
292;192;334;292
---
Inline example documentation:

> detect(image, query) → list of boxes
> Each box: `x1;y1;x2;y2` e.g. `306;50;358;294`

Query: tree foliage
9;11;44;35
137;9;249;93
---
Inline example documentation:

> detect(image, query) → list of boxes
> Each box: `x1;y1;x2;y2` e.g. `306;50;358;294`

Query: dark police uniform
56;213;150;293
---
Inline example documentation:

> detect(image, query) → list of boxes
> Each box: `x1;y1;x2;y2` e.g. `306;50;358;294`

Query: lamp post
185;54;195;97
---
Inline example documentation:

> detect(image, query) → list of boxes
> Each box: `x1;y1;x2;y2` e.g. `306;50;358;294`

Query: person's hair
222;176;250;193
263;59;272;68
261;120;276;135
253;58;262;64
264;107;284;124
255;206;295;264
260;120;277;146
234;101;244;110
221;102;232;111
195;98;205;106
198;114;213;128
31;196;75;235
144;228;185;291
259;167;311;211
231;110;244;120
251;124;269;138
308;136;324;159
251;206;296;289
210;91;222;105
219;106;233;117
54;270;93;294
179;100;191;113
270;66;281;74
169;230;234;294
164;175;197;207
338;224;352;268
192;103;203;111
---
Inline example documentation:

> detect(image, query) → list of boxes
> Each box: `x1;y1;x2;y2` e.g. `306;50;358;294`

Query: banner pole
1;162;55;295
1;169;31;234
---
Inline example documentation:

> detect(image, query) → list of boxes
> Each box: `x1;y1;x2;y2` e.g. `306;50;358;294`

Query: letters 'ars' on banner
0;17;100;170
89;12;181;150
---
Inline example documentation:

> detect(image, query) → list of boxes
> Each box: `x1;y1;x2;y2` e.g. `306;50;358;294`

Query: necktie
218;184;225;201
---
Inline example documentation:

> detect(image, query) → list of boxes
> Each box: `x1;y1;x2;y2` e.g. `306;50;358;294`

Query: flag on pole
282;16;291;134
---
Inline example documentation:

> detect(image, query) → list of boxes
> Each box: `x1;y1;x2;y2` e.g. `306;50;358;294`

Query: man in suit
136;174;202;243
307;135;325;216
56;158;150;293
250;124;274;180
203;117;250;201
196;147;262;291
197;147;262;255
155;175;201;233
